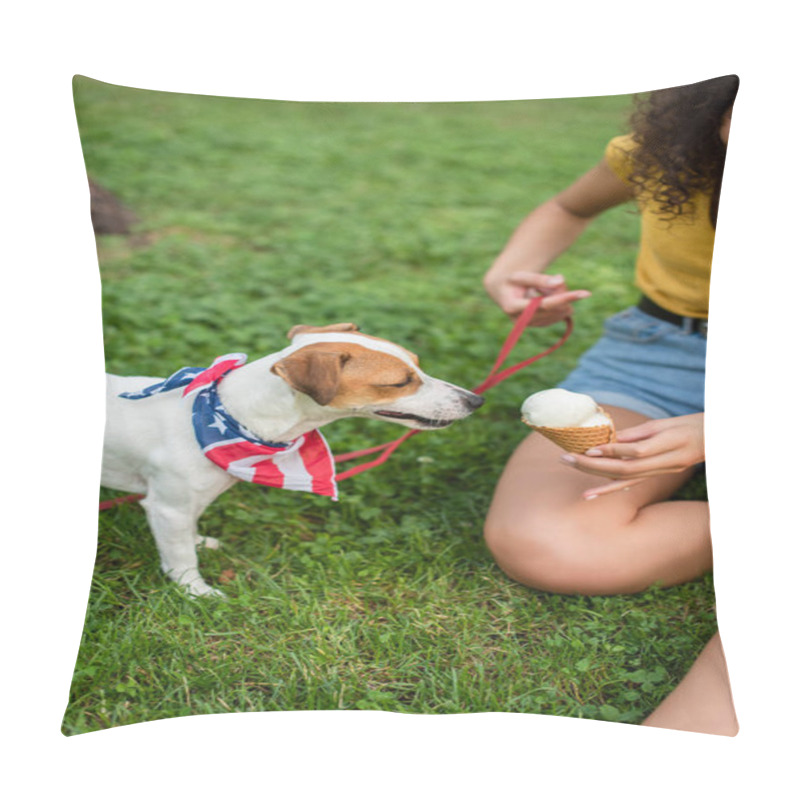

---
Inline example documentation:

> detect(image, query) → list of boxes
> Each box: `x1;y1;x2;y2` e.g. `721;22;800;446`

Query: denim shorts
558;306;707;419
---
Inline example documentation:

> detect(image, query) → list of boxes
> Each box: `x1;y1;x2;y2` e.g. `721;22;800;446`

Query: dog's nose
464;391;485;411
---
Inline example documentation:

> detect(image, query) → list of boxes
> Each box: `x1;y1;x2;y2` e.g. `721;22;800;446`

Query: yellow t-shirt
604;134;714;319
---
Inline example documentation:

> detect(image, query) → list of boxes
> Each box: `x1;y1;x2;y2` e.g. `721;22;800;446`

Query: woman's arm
484;160;635;326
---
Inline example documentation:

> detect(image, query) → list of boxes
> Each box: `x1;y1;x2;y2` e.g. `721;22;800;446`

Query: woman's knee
483;507;602;594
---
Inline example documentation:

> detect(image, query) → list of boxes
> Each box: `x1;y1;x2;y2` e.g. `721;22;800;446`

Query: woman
482;76;739;734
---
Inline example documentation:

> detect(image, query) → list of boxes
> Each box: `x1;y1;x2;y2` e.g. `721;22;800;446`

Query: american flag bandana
119;354;338;499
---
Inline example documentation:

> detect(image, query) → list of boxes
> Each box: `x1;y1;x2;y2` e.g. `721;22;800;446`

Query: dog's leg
140;492;224;597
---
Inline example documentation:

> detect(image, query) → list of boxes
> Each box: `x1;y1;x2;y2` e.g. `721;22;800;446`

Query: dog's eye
382;375;414;389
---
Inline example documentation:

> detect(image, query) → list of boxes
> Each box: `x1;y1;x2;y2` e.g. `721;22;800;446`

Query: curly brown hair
628;75;739;227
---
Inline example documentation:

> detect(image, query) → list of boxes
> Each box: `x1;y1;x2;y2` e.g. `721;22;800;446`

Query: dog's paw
184;579;227;599
169;571;228;599
194;534;221;550
196;585;227;600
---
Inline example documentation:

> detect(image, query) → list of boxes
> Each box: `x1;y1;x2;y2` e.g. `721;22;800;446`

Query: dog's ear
286;322;359;340
271;348;350;406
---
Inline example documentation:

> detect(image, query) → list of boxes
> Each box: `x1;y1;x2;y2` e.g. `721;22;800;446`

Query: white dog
102;323;484;596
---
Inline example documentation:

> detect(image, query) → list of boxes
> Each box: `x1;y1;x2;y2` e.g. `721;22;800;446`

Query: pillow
64;75;736;736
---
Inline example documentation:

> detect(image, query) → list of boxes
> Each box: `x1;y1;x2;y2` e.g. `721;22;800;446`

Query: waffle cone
522;408;616;453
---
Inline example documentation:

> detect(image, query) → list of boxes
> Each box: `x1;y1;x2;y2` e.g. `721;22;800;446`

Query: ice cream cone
522;409;615;453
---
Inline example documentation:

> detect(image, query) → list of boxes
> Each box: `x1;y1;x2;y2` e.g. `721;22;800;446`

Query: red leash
99;493;145;511
99;297;571;507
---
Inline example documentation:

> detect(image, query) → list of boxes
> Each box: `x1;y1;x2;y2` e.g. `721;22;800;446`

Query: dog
101;322;484;596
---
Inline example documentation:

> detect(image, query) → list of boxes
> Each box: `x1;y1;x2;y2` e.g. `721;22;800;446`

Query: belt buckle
682;316;708;337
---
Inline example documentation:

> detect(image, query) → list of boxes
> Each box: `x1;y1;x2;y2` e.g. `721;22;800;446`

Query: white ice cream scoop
521;388;610;428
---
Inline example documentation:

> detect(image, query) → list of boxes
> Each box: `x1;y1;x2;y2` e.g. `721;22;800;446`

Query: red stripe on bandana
204;440;287;487
182;354;247;397
250;454;289;488
299;430;338;499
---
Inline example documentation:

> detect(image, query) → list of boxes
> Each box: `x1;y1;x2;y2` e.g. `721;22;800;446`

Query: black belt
637;295;708;337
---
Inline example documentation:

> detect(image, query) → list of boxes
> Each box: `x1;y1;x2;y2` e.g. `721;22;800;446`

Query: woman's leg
484;406;712;595
642;632;738;735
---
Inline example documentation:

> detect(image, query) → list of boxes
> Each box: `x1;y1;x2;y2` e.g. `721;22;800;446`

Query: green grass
64;76;716;734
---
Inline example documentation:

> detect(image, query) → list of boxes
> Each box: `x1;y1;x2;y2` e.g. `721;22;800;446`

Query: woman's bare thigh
484;406;711;594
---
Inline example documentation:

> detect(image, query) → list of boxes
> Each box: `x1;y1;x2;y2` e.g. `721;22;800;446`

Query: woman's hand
483;162;632;328
484;270;591;327
559;413;706;499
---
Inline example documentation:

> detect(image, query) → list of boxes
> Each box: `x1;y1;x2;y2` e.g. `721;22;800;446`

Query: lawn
63;76;717;734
